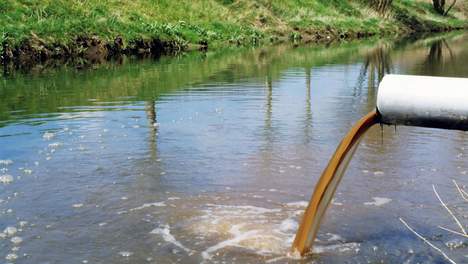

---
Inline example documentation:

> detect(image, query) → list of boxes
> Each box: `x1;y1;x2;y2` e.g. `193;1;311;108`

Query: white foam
325;233;344;242
201;224;260;260
48;142;62;148
0;175;14;184
313;242;360;254
150;224;191;253
118;251;133;257
364;197;392;207
10;236;22;244
285;201;308;208
4;226;17;236
205;204;281;214
0;159;13;166
129;202;166;211
194;204;298;260
5;253;18;261
43;132;55;140
279;219;298;232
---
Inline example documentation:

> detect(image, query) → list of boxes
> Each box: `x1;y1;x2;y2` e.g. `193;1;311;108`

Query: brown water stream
293;111;379;255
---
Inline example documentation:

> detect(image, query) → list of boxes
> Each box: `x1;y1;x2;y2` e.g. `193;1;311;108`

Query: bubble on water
48;142;62;148
325;233;344;242
119;251;133;257
364;197;392;207
129;202;166;212
72;203;84;208
445;238;467;249
43;132;55;140
285;201;308;208
0;175;14;184
279;219;298;232
150;224;191;253
0;160;13;166
5;253;18;261
10;236;22;244
312;242;360;254
4;227;17;236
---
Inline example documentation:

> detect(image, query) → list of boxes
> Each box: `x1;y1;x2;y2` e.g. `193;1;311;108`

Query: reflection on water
1;32;468;263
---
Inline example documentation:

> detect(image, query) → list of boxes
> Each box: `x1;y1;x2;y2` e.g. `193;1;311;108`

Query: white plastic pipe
377;74;468;130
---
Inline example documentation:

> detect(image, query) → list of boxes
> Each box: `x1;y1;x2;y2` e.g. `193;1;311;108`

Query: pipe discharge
377;74;468;131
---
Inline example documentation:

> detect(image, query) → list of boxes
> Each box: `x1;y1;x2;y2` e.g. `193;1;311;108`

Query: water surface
1;33;468;263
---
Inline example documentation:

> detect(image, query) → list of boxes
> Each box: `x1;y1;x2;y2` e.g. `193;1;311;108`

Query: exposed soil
1;24;464;74
1;35;189;73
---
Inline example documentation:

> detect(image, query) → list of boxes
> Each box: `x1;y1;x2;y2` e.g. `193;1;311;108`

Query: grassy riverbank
1;0;467;64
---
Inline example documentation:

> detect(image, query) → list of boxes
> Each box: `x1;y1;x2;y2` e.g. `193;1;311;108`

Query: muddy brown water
1;32;468;263
293;111;379;255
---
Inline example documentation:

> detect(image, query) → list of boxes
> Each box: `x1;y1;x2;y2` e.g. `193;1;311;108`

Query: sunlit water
1;32;468;263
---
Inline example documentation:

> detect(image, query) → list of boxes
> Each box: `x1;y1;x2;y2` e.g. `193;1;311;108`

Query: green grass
0;0;467;57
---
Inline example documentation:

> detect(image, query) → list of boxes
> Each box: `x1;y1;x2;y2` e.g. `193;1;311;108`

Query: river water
1;33;468;263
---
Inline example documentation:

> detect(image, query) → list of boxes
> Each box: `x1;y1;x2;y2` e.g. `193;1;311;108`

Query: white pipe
376;74;468;130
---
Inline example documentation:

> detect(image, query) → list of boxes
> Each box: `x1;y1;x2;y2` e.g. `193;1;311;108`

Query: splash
192;203;301;260
185;201;360;261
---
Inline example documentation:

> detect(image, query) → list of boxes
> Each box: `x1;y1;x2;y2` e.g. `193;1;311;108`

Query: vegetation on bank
0;0;467;64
